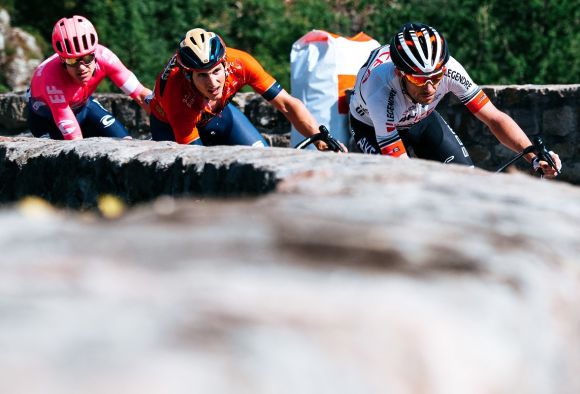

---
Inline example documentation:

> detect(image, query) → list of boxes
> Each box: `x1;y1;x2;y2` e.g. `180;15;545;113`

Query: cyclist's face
64;57;96;84
404;77;441;105
191;63;226;100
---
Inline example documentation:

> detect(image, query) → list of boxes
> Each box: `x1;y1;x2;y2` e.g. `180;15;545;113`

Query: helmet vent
73;36;80;53
64;39;72;54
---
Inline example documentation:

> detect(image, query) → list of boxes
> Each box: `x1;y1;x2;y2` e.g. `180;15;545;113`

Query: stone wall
1;84;578;182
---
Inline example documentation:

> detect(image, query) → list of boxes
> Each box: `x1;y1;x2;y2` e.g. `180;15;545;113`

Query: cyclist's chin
416;94;436;105
205;89;223;101
74;73;92;84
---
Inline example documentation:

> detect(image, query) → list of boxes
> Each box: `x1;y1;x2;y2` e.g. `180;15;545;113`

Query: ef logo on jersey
46;85;65;104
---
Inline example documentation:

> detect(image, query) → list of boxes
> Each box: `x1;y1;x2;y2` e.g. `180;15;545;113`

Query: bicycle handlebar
294;125;346;153
532;136;560;176
495;135;560;175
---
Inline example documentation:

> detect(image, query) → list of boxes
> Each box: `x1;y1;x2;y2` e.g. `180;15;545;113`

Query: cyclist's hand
533;151;562;178
313;139;348;152
313;139;328;151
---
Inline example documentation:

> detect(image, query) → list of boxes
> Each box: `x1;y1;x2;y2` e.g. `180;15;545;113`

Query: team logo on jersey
182;94;195;108
354;104;368;117
386;89;396;122
161;56;178;81
399;110;416;123
445;69;473;90
357;138;377;154
100;115;115;128
57;120;76;136
32;100;46;111
362;69;371;84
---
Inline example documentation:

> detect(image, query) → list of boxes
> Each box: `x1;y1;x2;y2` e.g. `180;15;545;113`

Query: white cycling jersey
349;44;489;153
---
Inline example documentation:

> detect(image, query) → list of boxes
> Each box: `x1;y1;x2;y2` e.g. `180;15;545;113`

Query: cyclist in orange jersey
150;28;338;150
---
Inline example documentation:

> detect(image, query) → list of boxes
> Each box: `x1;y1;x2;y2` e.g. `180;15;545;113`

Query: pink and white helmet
52;15;98;58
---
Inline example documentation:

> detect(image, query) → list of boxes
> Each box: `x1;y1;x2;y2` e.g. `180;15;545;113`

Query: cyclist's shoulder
358;62;398;96
93;44;123;66
226;47;253;59
30;54;68;89
226;47;264;70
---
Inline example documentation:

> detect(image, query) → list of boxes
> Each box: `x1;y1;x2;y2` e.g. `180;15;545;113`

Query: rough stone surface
2;84;578;183
0;9;43;91
1;138;580;393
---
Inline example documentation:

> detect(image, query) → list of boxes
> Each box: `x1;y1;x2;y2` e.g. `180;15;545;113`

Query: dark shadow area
0;145;278;210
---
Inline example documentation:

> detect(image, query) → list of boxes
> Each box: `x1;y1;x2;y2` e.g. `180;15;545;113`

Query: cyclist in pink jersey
27;15;152;140
349;22;561;177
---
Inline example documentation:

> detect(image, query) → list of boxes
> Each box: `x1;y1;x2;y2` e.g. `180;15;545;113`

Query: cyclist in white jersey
349;22;561;177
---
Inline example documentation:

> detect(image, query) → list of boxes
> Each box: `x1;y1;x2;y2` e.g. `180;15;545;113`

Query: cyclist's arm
474;101;534;162
269;89;338;151
365;89;408;158
475;101;562;177
269;89;319;138
131;86;153;114
100;46;152;114
49;102;83;140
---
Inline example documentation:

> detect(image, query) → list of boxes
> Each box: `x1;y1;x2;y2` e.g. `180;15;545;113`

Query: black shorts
350;111;473;166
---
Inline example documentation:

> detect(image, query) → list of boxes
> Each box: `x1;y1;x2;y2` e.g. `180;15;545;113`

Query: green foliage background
1;0;578;91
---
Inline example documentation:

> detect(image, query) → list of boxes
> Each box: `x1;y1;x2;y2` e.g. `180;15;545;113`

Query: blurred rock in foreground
1;137;580;394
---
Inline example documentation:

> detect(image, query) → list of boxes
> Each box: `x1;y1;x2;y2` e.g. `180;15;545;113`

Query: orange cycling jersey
150;47;282;144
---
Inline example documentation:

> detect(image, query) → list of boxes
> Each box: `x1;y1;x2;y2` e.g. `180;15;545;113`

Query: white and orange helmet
390;23;449;75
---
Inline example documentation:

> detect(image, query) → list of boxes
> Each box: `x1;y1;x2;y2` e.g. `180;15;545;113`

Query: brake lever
318;125;346;153
533;136;560;175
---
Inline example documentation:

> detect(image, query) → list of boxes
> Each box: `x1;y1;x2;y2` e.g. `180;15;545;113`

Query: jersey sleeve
98;45;145;99
231;49;282;101
50;103;83;140
40;82;83;139
445;57;490;114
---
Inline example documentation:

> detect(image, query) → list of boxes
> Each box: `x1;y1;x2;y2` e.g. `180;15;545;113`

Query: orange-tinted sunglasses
64;53;96;67
402;67;446;86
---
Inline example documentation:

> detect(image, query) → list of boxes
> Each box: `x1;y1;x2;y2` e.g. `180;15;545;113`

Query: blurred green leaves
5;0;578;90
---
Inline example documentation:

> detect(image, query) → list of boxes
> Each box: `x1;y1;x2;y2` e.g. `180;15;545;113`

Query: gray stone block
543;106;576;136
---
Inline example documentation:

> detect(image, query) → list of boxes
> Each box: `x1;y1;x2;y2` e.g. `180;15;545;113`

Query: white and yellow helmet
176;28;226;71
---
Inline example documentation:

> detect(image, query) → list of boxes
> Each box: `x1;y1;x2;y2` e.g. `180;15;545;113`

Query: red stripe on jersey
380;139;407;157
466;90;490;113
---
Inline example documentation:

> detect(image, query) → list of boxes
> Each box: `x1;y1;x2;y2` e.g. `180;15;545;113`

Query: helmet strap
399;75;418;104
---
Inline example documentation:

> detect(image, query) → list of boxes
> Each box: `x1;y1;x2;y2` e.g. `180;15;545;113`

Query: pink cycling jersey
28;44;145;140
